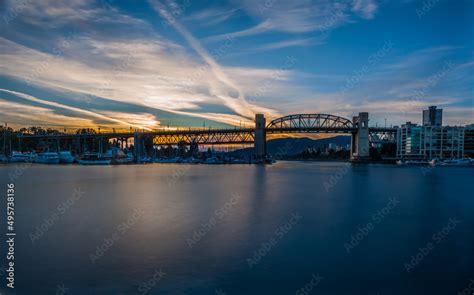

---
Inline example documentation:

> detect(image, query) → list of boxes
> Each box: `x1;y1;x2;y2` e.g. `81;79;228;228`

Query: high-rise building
464;124;474;157
422;106;443;126
396;122;464;159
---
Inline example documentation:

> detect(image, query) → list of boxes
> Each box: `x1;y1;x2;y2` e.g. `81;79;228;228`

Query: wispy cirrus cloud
206;0;379;42
0;0;472;130
184;6;239;27
147;0;281;120
0;35;284;126
352;0;378;19
0;98;95;128
0;89;156;130
275;43;473;126
3;0;145;27
253;37;325;51
204;20;273;42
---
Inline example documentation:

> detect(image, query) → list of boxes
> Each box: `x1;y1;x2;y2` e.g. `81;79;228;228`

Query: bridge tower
351;112;370;161
254;114;267;159
134;132;142;163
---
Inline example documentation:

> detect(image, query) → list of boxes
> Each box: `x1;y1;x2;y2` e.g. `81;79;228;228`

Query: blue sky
0;0;472;130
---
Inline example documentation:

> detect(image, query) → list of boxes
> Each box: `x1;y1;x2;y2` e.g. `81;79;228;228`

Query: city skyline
0;0;473;130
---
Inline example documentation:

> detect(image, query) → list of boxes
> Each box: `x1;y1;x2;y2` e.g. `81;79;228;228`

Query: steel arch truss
151;130;255;145
267;114;354;130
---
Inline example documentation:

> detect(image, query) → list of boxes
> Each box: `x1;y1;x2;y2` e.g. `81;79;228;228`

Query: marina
396;158;474;167
2;149;473;167
1;108;472;167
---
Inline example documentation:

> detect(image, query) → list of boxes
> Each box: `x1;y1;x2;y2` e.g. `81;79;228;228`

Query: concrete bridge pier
351;112;370;162
134;132;142;163
254;114;267;160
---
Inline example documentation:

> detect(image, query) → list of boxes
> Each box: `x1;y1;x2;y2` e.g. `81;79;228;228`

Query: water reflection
0;163;472;294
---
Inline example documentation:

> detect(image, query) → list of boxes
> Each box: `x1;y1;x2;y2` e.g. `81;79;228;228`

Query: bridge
19;112;397;162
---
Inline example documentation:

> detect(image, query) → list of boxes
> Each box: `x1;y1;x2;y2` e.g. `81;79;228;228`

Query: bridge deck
18;127;396;145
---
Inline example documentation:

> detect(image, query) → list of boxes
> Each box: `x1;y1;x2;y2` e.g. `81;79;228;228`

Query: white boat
396;159;431;166
153;157;168;163
230;158;247;164
205;156;224;164
439;158;472;167
9;151;36;162
161;157;183;163
58;151;75;164
182;157;201;164
35;152;60;164
112;153;134;164
141;156;153;163
78;153;111;165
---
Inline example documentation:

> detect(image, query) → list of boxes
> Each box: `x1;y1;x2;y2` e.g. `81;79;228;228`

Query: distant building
464;124;474;158
422;106;443;126
396;122;464;159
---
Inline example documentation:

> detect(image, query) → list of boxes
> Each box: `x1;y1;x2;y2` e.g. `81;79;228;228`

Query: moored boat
35;152;60;164
112;153;134;164
204;156;224;164
439;158;472;167
156;157;183;163
78;153;111;165
140;156;153;163
396;159;432;166
58;151;76;164
9;151;36;162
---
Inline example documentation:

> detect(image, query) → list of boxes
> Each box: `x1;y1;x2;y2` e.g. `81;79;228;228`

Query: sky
0;0;473;131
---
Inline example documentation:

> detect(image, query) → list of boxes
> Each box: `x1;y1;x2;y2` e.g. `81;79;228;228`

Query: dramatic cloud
207;0;379;41
0;0;472;129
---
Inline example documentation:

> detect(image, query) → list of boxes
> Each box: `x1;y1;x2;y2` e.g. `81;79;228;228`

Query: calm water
0;162;473;295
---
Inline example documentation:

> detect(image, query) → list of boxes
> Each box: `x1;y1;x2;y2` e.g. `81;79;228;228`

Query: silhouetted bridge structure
19;113;397;162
